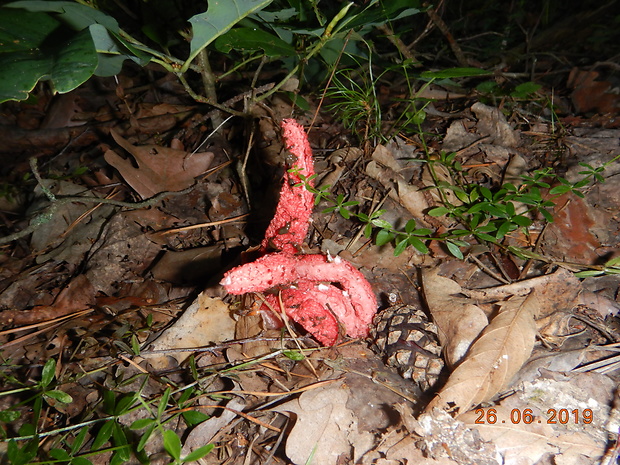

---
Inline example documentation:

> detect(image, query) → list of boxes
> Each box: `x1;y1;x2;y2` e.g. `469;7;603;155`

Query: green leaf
605;256;620;267
394;239;408;256
6;1;119;32
475;232;497;243
45;389;73;404
92;420;114;450
185;0;274;72
130;418;155;430
363;223;372;237
71;426;89;454
283;350;305;361
111;423;129;460
479;186;492;200
446;241;464;259
421;67;490;79
574;270;604;278
183;443;215;462
371;218;393;230
339;207;351;219
158;388;171;419
404;218;416;233
428;206;450;216
50;448;71;460
7;439;38;465
549;185;572;195
511;81;542;99
375;229;394;246
540;207;554;222
71;457;93;465
0;409;21;422
41;358;56;387
182;410;210;427
511;215;532;227
137;423;156;452
0;16;98;103
407;237;429;254
114;392;137;416
214;27;296;56
163;430;182;460
410;228;432;236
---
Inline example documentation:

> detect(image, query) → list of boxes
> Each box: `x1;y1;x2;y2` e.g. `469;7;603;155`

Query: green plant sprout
294;149;619;271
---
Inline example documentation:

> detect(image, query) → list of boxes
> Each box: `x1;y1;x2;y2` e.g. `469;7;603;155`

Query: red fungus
220;119;377;345
261;119;315;254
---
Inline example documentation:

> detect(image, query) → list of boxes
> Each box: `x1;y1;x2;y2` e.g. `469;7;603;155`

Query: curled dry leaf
426;291;538;416
422;269;488;367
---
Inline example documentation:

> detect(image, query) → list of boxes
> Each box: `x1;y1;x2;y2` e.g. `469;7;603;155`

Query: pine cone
370;305;444;392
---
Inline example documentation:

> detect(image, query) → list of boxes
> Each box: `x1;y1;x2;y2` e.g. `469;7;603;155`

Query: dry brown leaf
422;269;488;366
143;293;236;369
274;381;375;465
104;129;213;198
426;292;538;415
366;144;431;221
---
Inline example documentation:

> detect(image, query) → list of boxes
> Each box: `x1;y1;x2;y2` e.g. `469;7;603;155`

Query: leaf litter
0;64;620;465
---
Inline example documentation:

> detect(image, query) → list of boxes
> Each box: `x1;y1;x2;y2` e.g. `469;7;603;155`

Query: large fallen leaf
422;269;488;367
104;129;213;198
143;293;236;370
274;381;375;465
426;291;538;416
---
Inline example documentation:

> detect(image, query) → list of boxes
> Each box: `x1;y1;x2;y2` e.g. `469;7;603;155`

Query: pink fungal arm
261;119;315;253
221;253;377;339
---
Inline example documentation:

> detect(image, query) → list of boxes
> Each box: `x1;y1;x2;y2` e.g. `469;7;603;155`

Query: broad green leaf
446;241;464;259
41;359;56;387
407;237;429;254
511;215;532;227
183;443;215;461
404;218;416;234
71;426;89;454
130;418;155;430
215;27;296;56
92;421;114;450
549;185;572;195
0;7;59;52
394;239;408;256
50;448;71;460
540;208;554;222
371;218;393;230
49;28;98;93
375;229;394;246
45;389;73;404
182;410;210;426
511;81;541;99
605;256;620;267
411;228;432;236
114;392;138;416
6;1;119;32
163;430;182;460
185;0;274;72
111;423;129;460
427;206;450;216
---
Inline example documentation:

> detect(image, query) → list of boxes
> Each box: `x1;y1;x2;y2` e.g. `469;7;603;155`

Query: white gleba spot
221;276;232;286
334;255;342;264
342;290;349;297
317;283;330;291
